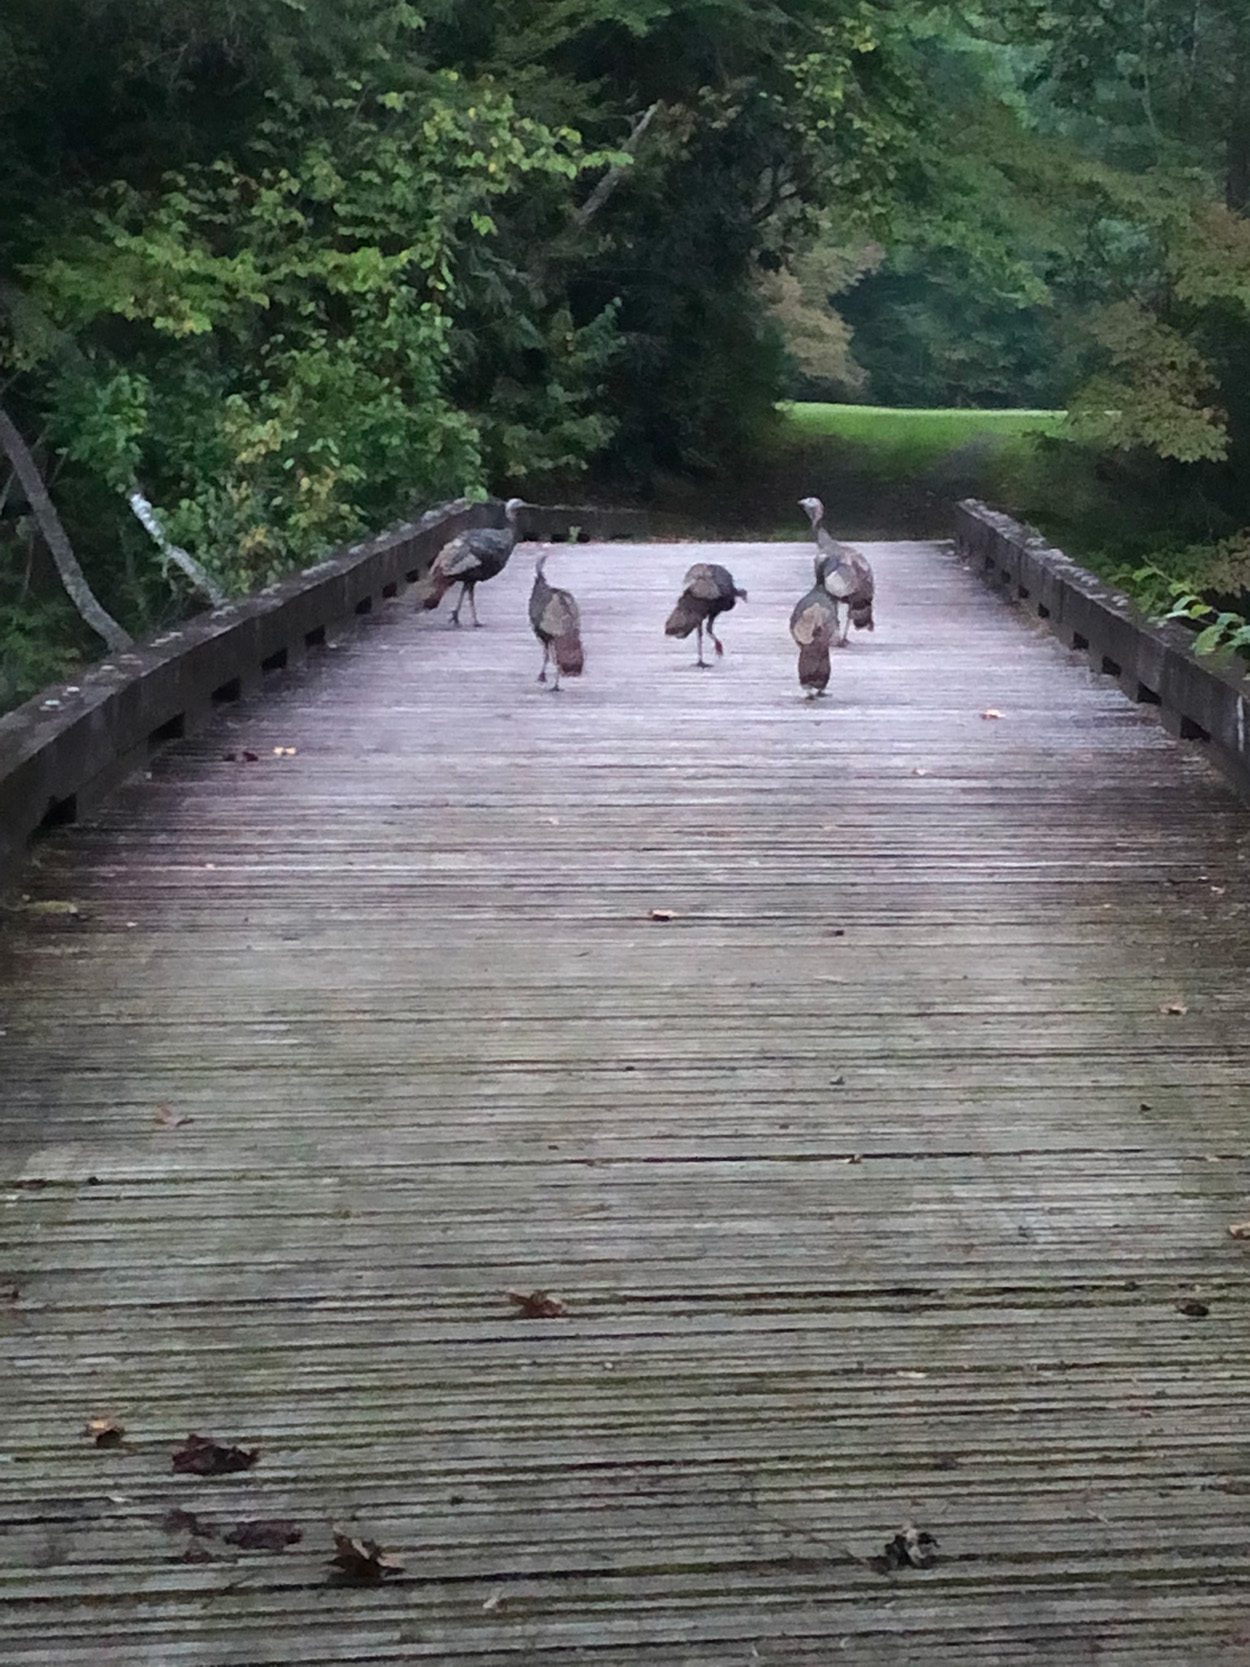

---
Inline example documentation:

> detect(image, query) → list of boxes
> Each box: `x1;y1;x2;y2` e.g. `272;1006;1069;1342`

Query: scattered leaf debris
649;908;678;923
1228;1222;1250;1240
329;1532;404;1582
224;1518;302;1551
1176;1298;1210;1318
507;1289;568;1319
85;1417;125;1449
175;1541;220;1564
172;1433;260;1476
868;1524;939;1574
1159;999;1189;1016
161;1507;217;1539
981;709;1003;721
154;1104;192;1129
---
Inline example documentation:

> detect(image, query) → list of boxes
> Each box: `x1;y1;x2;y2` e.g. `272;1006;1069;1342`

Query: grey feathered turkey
790;556;840;696
416;497;524;626
529;552;584;690
665;562;747;666
798;496;874;642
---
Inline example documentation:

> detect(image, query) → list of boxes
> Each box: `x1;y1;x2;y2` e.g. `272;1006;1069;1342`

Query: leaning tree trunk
0;401;132;652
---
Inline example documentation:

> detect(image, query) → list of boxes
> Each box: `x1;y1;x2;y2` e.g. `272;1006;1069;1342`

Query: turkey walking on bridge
799;495;875;643
416;497;524;626
790;556;840;697
529;552;585;691
665;562;747;667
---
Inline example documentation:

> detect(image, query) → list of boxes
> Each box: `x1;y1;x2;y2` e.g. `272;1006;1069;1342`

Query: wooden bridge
3;532;1250;1664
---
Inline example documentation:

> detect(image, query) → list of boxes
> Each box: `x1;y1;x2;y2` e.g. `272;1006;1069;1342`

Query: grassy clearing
779;402;1066;476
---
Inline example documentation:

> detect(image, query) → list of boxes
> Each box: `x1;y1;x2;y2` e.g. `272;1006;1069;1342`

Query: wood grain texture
2;537;1250;1665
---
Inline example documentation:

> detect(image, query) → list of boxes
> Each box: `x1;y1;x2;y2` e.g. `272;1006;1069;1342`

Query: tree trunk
0;402;132;652
1227;46;1250;211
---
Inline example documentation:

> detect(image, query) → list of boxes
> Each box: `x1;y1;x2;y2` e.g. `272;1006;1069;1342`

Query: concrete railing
0;497;647;882
956;499;1250;799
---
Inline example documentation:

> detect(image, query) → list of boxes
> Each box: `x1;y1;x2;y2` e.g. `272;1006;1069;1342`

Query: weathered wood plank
2;537;1249;1663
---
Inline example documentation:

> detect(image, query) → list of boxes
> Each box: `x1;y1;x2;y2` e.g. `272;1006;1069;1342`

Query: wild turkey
798;496;874;643
790;556;840;697
665;562;747;667
416;497;524;626
529;552;584;691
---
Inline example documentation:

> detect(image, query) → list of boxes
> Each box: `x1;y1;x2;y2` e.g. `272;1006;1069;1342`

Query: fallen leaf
981;709;1003;721
1228;1222;1250;1240
868;1524;939;1574
1176;1298;1210;1318
225;1519;302;1551
172;1433;260;1476
1160;1000;1189;1016
85;1417;125;1449
241;750;260;763
507;1289;568;1319
1139;1101;1153;1112
329;1532;404;1582
162;1507;217;1539
175;1541;220;1564
154;1104;192;1129
649;908;678;923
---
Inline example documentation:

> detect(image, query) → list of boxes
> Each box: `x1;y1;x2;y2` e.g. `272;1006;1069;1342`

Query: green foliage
2;0;936;711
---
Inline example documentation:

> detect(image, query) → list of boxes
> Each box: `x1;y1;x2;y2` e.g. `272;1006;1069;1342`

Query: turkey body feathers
530;556;584;687
665;562;746;663
799;496;875;638
790;568;839;694
416;500;523;623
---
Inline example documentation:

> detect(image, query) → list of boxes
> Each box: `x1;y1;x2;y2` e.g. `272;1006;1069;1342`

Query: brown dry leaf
175;1541;220;1564
1159;999;1189;1016
85;1417;125;1449
868;1524;939;1575
507;1289;568;1319
171;1433;260;1476
161;1507;217;1539
329;1532;404;1582
1176;1298;1210;1318
225;1519;303;1551
980;709;1003;721
649;908;678;923
154;1104;192;1129
1228;1222;1250;1240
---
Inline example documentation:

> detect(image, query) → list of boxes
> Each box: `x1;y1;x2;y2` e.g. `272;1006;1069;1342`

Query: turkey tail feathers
798;632;832;692
664;597;702;638
553;631;584;677
416;572;452;611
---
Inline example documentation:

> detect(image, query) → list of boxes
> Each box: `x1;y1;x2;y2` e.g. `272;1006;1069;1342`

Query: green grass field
779;402;1066;476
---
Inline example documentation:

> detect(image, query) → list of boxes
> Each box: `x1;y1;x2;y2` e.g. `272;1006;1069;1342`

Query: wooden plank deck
2;536;1250;1665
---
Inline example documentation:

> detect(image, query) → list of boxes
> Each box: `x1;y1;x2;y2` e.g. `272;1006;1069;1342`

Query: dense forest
5;1;1250;705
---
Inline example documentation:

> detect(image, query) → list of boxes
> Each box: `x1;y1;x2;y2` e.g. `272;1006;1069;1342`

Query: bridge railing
0;498;646;883
957;498;1250;801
